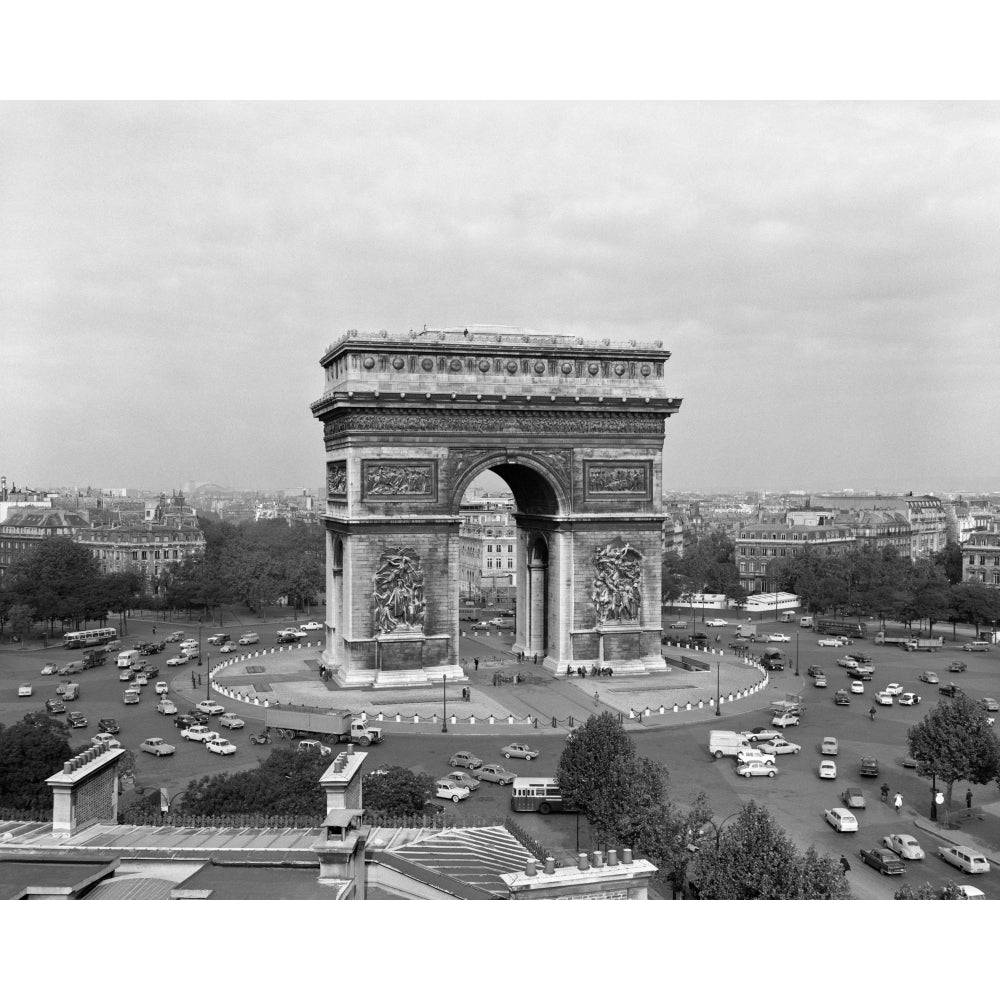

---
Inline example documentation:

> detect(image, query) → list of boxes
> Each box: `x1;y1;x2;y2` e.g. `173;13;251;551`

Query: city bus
510;777;577;814
62;627;118;649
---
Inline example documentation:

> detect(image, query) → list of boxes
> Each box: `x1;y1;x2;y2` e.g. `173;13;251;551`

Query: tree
0;712;72;811
6;603;34;646
907;695;1000;809
362;765;435;814
933;541;964;586
691;802;850;899
894;881;965;900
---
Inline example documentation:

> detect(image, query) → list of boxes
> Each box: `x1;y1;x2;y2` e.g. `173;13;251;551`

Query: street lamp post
441;674;448;733
715;660;721;716
197;620;203;667
794;632;800;676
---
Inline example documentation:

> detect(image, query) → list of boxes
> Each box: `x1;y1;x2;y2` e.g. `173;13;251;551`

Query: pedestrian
533;653;538;664
198;673;202;686
880;782;890;802
152;626;156;635
593;691;599;706
839;854;851;874
869;706;876;721
893;792;903;814
715;634;721;643
966;789;973;810
191;671;196;687
474;657;479;670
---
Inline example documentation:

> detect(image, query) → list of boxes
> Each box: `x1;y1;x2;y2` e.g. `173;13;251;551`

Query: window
507;559;513;569
487;559;493;569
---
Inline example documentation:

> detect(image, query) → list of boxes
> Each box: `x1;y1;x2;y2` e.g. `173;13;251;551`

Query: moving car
476;764;517;785
238;633;260;645
873;691;894;706
818;760;837;779
834;690;851;706
962;641;990;652
981;698;999;713
140;737;176;756
501;743;539;760
219;642;236;653
859;756;879;777
850;680;865;695
219;713;245;729
154;680;169;695
859;847;906;875
847;665;874;681
736;760;777;778
842;787;866;809
900;753;918;768
449;751;483;770
206;633;229;645
818;638;844;647
119;669;135;682
736;747;777;766
937;845;990;874
156;699;177;715
741;727;780;743
40;662;58;675
17;683;32;697
825;808;858;832
949;661;968;673
166;631;185;642
669;621;688;629
67;711;88;728
46;698;66;713
434;780;470;803
813;675;828;688
441;770;480;791
91;732;121;750
757;737;801;755
919;671;939;684
884;682;904;696
771;713;800;728
196;700;225;716
206;737;237;756
166;654;190;667
837;656;858;668
766;633;790;643
98;717;119;734
705;618;728;627
134;673;148;686
297;739;332;757
898;692;921;706
882;833;925;860
302;621;323;631
939;683;962;698
807;665;825;678
181;725;219;743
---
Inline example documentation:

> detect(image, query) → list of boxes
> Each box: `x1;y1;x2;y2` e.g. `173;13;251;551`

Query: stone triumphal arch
311;326;682;688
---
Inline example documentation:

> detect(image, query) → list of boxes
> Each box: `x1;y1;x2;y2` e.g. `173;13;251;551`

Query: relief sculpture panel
361;459;437;501
592;541;643;624
373;547;426;634
326;460;347;498
583;460;652;501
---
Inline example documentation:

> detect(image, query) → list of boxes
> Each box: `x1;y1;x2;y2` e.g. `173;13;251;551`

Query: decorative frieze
326;461;347;498
583;461;653;502
361;460;438;501
592;542;643;624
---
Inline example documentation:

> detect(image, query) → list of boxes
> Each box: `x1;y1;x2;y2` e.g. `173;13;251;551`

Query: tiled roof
83;875;175;900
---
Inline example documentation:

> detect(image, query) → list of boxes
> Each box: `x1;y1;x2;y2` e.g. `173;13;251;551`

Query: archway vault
311;325;682;687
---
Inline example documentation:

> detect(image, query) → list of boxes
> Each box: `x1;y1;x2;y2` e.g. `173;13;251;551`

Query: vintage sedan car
736;747;777;766
40;662;58;675
735;760;777;778
834;689;851;706
181;725;219;743
818;638;844;647
500;742;539;760
873;691;894;706
669;621;688;629
859;756;879;777
45;698;66;714
842;787;866;809
821;736;839;755
919;671;939;684
900;753;918;769
154;680;169;695
119;669;135;682
981;697;1000;713
196;700;226;716
835;636;855;645
17;683;32;697
218;713;245;729
883;682;904;696
882;833;925;860
134;673;149;686
837;656;859;668
283;628;308;639
849;680;865;695
819;760;837;779
91;732;122;750
814;675;828;688
449;751;484;770
302;621;324;631
156;699;177;715
740;727;781;743
898;692;921;707
825;807;859;832
859;847;906;875
705;618;728;627
219;641;237;653
476;764;517;785
957;885;986;900
847;666;874;681
166;654;190;667
140;737;176;756
166;631;185;642
67;711;88;729
807;665;826;678
771;712;800;728
939;683;962;698
937;846;990;874
206;737;237;756
766;633;790;643
757;737;801;755
949;661;968;673
434;780;470;803
441;770;481;791
98;717;120;734
297;739;332;757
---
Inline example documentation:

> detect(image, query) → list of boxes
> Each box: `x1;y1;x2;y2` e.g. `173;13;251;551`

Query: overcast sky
4;101;999;496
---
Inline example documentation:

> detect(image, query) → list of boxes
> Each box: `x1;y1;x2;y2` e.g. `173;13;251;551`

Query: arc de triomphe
311;326;682;688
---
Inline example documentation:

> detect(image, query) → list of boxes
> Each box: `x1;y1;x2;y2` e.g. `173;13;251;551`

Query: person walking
869;706;877;721
474;657;479;671
191;671;196;688
152;626;156;635
893;792;903;814
839;854;851;874
966;789;973;810
593;690;600;706
880;782;890;802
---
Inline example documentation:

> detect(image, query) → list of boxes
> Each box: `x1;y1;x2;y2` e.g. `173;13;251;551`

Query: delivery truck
874;631;912;648
263;707;384;746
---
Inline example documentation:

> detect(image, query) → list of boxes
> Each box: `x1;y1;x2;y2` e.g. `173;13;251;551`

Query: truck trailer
263;707;383;746
874;632;913;648
815;619;867;638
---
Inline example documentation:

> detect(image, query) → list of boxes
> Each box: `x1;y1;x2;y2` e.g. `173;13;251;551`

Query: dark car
939;683;962;698
277;633;298;644
97;717;120;734
859;847;906;875
948;661;967;673
847;651;873;664
137;643;157;655
174;712;208;729
689;633;709;645
847;666;874;680
45;698;66;714
859;756;879;777
67;711;88;729
807;665;825;678
834;690;851;706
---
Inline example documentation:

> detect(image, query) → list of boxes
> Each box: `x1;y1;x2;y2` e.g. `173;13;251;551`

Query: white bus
510;777;577;814
62;627;118;649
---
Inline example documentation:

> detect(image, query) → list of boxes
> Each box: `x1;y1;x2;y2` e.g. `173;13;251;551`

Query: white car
882;833;925;860
884;682;904;697
91;732;121;750
757;737;801;755
821;737;839;756
206;737;237;756
181;725;219;743
139;737;176;756
18;683;32;697
824;807;858;832
898;692;921;706
818;760;837;779
219;642;236;653
814;675;828;688
166;654;190;667
850;680;865;694
771;713;800;728
134;673;148;686
735;760;777;778
705;618;728;627
767;633;791;643
818;638;844;647
435;779;471;803
219;713;245;729
302;621;323;631
737;747;777;766
500;743;539;760
156;699;177;715
937;845;990;874
196;700;226;716
154;680;169;695
40;663;58;675
874;691;894;706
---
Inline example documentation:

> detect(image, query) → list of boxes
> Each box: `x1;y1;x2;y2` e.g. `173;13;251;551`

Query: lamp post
441;674;448;733
197;620;203;667
705;811;741;848
715;660;722;716
794;632;800;676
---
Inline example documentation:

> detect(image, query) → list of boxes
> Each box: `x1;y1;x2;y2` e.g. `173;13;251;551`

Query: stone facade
311;326;681;684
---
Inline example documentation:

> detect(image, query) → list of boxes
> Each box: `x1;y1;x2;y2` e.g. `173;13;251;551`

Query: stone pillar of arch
311;326;682;686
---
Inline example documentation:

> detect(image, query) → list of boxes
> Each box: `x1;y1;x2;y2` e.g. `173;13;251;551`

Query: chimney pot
544;856;555;875
623;848;633;864
593;850;604;868
63;762;72;774
608;849;618;866
346;743;354;756
577;853;589;871
525;859;537;877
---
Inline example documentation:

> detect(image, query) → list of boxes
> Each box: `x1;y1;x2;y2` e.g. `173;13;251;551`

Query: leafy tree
362;765;435;814
933;540;964;586
907;696;1000;809
7;603;34;645
894;880;965;900
951;583;1000;636
0;712;72;811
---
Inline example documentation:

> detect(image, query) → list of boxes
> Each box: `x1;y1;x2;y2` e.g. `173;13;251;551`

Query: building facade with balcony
963;526;1000;588
0;508;91;579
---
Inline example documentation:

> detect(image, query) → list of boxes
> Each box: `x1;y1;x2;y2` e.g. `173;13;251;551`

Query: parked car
859;756;879;777
818;638;844;647
500;742;538;760
825;807;858;832
689;633;710;645
45;698;66;713
98;717;120;734
156;699;177;715
873;691;894;706
297;739;332;757
821;737;839;755
736;760;777;778
434;780;470;803
449;751;483;770
818;760;837;779
736;748;777;766
441;770;481;791
206;737;237;756
219;713;245;729
67;711;88;728
937;845;990;874
882;833;925;860
140;737;176;756
919;671;939;684
842;787;866;809
740;727;780;743
757;737;801;755
834;690;851;706
476;764;517;785
898;692;922;706
17;683;32;697
181;725;219;743
859;847;906;875
771;713;800;728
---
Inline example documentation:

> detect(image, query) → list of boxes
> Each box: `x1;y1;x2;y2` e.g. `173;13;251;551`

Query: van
238;632;260;645
799;616;814;628
709;730;752;759
780;611;796;622
735;624;757;639
963;641;989;653
105;640;121;652
116;650;140;669
63;682;80;701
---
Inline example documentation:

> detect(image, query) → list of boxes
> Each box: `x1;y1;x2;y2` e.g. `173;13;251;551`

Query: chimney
577;853;589;870
622;848;633;864
346;743;354;756
524;859;536;877
544;857;555;875
607;849;618;866
592;850;604;868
